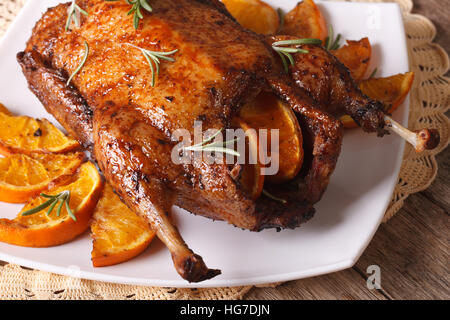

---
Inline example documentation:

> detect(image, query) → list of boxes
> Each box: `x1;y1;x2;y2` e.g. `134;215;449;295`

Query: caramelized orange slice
332;38;372;80
282;0;328;42
360;72;415;113
0;152;85;203
222;0;279;34
0;162;103;247
232;119;265;200
0;107;79;156
238;92;303;184
341;72;415;128
91;183;155;267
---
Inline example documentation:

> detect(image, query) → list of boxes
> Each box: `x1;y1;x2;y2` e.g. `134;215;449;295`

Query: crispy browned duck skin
17;0;344;281
268;36;439;150
16;0;261;282
17;49;220;283
253;76;344;230
17;46;330;233
93;104;221;282
17;51;93;147
268;76;344;204
291;44;386;134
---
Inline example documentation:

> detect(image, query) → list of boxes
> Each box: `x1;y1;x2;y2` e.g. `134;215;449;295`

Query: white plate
0;0;409;288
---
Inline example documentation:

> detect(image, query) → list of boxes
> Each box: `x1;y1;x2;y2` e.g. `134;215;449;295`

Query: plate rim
0;0;408;288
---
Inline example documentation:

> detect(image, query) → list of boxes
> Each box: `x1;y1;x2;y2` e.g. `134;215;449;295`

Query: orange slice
340;115;360;129
281;0;328;42
341;72;415;128
0;162;103;247
233;119;265;200
91;183;155;267
332;38;372;81
0;107;80;156
0;103;13;116
359;72;415;113
222;0;279;34
238;92;303;184
0;152;85;203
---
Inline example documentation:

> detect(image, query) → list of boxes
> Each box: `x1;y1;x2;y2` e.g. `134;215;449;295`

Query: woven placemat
0;0;448;300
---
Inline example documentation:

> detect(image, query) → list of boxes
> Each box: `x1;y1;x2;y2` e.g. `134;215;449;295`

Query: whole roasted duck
17;0;439;282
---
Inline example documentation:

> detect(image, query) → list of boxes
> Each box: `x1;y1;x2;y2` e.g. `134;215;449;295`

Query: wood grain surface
247;0;449;300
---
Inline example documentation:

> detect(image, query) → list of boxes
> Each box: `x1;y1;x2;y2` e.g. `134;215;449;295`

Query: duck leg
267;37;440;151
93;104;221;282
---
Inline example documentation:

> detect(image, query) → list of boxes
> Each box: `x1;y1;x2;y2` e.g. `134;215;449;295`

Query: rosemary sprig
276;8;285;34
262;189;287;204
369;67;378;79
125;43;177;87
21;191;77;221
324;25;342;51
65;0;88;31
184;129;240;157
128;0;153;29
106;0;153;29
272;38;322;73
67;41;89;86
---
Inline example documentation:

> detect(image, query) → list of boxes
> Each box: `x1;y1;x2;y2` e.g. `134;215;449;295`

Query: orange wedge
332;38;372;81
222;0;279;34
0;152;85;203
0;103;13;116
281;0;328;42
233;119;265;200
341;72;415;128
0;107;79;156
238;92;303;184
91;183;155;267
0;162;103;247
360;72;415;113
339;115;360;129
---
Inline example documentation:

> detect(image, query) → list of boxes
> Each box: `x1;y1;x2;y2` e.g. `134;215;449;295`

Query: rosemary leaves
262;189;287;204
276;8;285;34
369;67;378;79
106;0;153;29
125;43;177;87
324;25;342;51
272;38;323;73
66;0;88;31
67;41;89;86
128;0;153;29
21;191;77;221
183;129;240;157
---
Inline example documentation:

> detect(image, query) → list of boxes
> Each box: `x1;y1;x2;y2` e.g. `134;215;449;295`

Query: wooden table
0;0;447;300
247;0;449;300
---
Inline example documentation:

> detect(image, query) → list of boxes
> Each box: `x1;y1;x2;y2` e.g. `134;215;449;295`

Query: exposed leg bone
384;115;440;153
266;36;441;151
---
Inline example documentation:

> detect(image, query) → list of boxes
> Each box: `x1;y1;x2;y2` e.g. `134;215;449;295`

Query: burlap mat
0;0;448;300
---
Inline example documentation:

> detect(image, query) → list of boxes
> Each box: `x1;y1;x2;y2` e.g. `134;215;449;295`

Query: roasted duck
17;0;438;282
